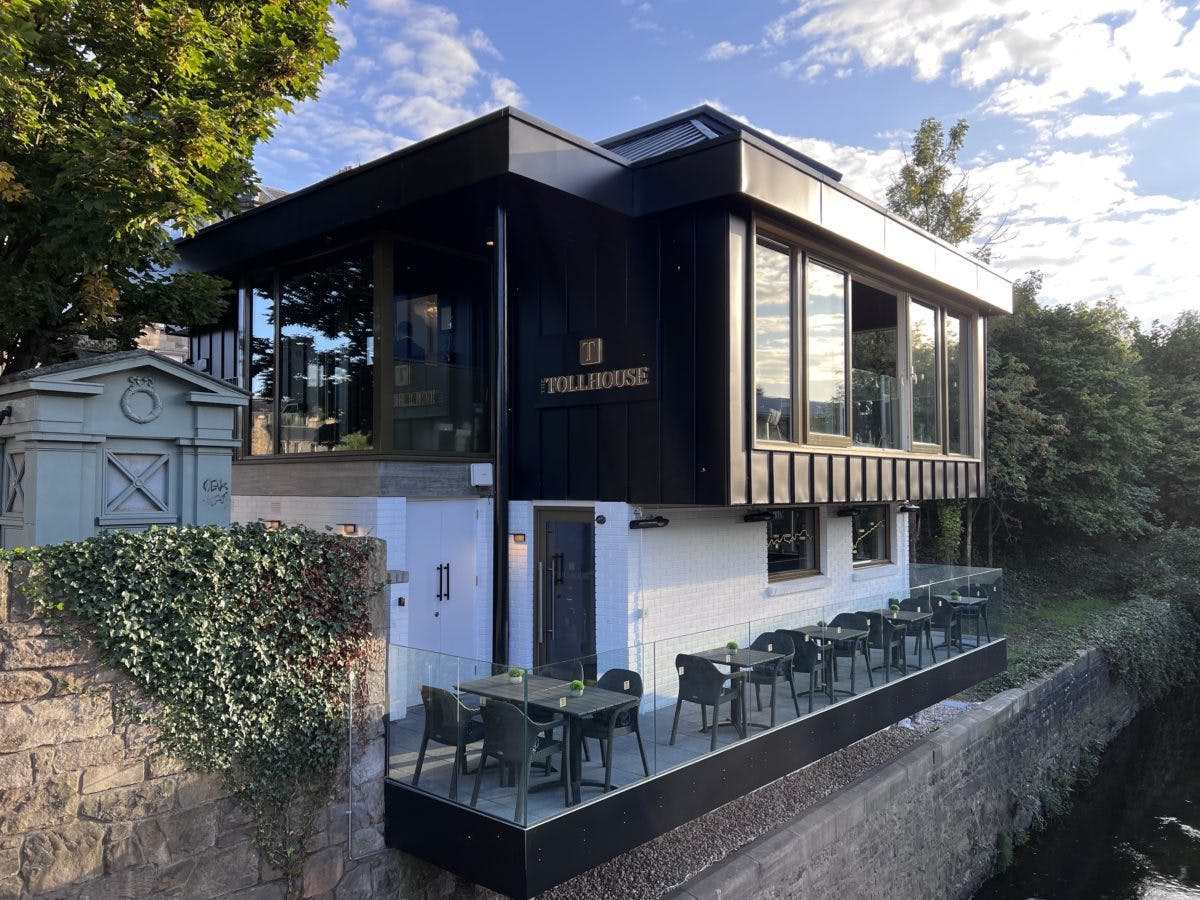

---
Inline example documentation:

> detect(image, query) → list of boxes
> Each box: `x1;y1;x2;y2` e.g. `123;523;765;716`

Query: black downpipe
491;204;510;665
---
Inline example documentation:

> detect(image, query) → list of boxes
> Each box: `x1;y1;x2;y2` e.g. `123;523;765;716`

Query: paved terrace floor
386;634;989;826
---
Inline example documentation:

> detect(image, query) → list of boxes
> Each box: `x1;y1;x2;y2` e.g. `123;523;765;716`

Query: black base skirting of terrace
384;638;1008;898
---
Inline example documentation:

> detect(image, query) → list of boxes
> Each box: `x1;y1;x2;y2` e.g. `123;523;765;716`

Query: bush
6;523;375;897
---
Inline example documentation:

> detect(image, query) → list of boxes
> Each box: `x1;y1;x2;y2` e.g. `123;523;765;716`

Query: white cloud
255;1;525;184
765;0;1200;118
1057;113;1143;139
704;40;753;61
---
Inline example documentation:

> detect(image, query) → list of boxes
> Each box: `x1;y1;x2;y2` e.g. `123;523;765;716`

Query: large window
248;279;275;456
392;241;491;453
750;231;980;456
851;282;900;448
910;300;939;446
806;262;848;437
945;312;969;455
851;505;890;565
767;508;819;579
754;239;794;442
277;245;375;453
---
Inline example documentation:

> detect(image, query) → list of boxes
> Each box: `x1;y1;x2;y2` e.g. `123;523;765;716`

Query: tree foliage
0;0;340;372
990;282;1158;540
1135;311;1200;528
885;117;987;255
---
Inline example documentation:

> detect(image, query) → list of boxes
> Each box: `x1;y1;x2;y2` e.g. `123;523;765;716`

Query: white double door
405;499;480;660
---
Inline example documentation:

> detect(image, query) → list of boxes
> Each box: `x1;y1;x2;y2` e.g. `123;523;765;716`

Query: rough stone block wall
671;648;1140;900
0;545;493;900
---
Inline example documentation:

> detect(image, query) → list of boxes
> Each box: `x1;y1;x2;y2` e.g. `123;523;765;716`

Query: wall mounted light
511;533;527;544
898;501;922;514
265;520;282;531
339;523;358;536
629;515;670;530
594;515;607;525
742;511;774;523
836;506;859;518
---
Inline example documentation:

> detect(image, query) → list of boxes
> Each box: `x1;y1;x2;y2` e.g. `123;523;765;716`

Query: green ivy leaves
5;523;373;894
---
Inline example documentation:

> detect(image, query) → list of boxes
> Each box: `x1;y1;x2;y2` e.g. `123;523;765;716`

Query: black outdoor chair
745;631;800;726
578;668;650;791
412;685;485;802
897;597;938;666
669;653;746;752
962;584;994;644
861;611;907;682
470;699;568;822
828;613;874;694
778;629;823;713
919;594;963;657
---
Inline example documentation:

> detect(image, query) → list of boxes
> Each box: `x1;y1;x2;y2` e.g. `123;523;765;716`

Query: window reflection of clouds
807;262;846;435
911;301;938;445
755;240;793;441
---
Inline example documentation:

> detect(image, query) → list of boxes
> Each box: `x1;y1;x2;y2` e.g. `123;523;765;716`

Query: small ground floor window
767;507;819;579
851;505;890;565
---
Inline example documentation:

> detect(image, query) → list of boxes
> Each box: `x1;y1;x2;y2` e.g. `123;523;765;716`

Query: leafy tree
990;281;1159;540
886;117;987;255
0;0;340;372
1135;311;1200;527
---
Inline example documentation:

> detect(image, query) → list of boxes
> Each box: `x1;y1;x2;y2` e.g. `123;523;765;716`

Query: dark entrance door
534;509;596;675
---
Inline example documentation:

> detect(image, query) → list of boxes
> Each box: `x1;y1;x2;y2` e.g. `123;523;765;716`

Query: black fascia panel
630;137;745;216
177;114;514;274
384;639;1008;898
507;116;634;215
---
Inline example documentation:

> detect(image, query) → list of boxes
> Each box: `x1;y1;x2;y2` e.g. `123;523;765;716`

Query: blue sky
255;0;1200;324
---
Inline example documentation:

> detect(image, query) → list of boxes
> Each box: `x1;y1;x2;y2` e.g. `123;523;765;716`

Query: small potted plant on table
568;679;585;697
726;640;739;651
508;667;523;684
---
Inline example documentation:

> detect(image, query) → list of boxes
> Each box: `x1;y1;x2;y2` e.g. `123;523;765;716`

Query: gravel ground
536;698;975;900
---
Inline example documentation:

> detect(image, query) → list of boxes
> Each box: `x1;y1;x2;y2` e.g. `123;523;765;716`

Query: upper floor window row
753;233;976;456
244;240;491;457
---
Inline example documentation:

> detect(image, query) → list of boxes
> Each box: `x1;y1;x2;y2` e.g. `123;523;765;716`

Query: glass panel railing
386;566;1005;827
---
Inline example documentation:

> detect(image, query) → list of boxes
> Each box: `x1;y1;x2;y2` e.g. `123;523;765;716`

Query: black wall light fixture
836;506;859;518
742;511;774;523
629;515;669;530
898;501;922;513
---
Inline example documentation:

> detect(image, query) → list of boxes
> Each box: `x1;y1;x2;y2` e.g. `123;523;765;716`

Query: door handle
444;562;450;602
537;562;545;646
436;564;444;601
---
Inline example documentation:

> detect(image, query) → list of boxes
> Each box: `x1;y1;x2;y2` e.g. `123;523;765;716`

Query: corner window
767;508;819;579
248;279;276;456
392;241;491;453
851;505;890;565
277;245;375;452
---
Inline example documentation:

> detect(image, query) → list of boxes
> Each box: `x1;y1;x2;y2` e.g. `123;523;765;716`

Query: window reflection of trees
278;247;374;452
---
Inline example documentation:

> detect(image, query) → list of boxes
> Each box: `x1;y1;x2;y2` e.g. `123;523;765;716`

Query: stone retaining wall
670;648;1139;900
0;544;491;900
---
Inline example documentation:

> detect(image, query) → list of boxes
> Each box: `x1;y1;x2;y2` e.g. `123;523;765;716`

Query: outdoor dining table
694;646;788;731
862;609;936;668
457;673;638;806
792;625;870;703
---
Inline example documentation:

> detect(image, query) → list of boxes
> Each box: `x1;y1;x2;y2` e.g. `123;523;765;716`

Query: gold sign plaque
540;366;650;396
580;338;604;366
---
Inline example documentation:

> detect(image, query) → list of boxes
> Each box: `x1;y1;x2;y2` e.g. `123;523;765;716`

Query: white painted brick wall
505;501;912;693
